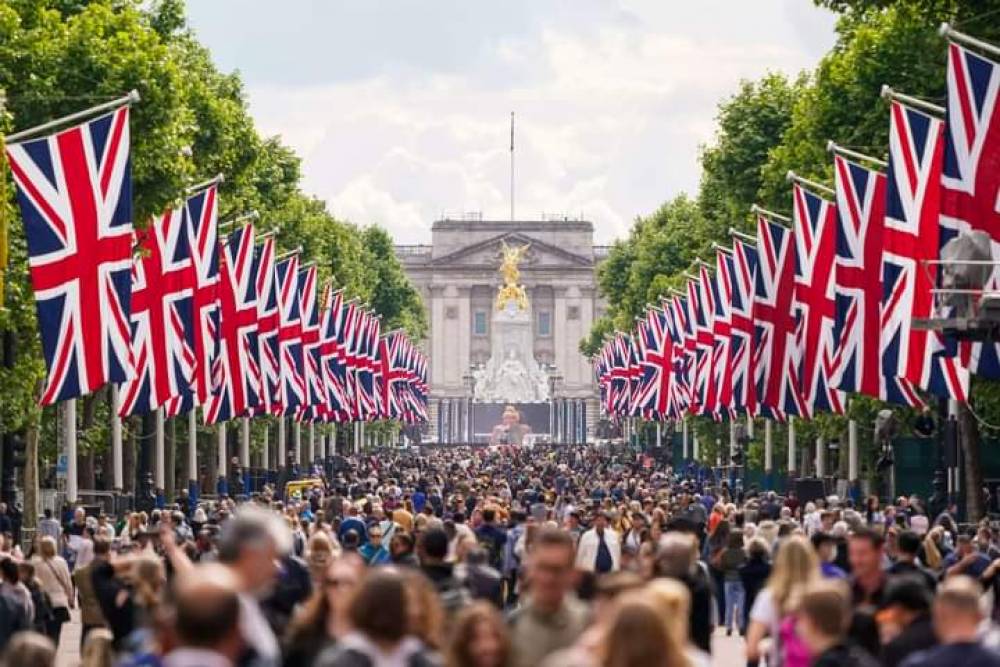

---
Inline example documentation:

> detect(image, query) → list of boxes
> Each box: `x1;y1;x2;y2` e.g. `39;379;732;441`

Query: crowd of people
0;443;994;666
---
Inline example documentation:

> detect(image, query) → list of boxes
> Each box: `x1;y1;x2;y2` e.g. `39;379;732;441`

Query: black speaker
793;478;826;505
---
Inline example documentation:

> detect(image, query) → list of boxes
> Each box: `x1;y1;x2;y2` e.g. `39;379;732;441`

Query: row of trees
0;0;427;492
581;0;1000;515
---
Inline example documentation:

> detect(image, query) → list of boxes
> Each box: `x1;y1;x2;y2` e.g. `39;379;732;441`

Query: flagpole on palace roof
786;170;835;197
5;89;140;144
940;23;1000;59
826;140;887;169
880;85;944;116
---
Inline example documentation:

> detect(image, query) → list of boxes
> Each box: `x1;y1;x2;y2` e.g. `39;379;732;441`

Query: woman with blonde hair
643;579;710;667
446;601;510;667
597;593;690;667
745;534;819;666
921;526;945;571
305;531;339;587
30;535;73;644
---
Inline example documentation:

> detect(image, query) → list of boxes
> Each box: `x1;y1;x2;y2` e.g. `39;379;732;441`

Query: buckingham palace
395;215;609;444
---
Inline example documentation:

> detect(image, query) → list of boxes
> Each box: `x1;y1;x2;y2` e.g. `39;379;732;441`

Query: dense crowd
0;444;994;666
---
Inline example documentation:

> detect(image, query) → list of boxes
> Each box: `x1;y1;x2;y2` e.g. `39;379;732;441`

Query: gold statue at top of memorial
496;241;530;311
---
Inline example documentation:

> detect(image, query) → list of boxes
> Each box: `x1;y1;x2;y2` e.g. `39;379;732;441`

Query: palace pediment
429;231;593;269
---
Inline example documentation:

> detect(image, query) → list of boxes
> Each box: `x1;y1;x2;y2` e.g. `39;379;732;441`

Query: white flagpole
848;419;858;484
240;417;250;469
262;424;270;473
217;422;227;483
6;90;140;143
764;419;773;480
278;417;286;468
788;416;797;476
110;386;123;490
294;421;301;465
155;408;165;491
308;422;315;465
64;399;78;503
188;410;197;494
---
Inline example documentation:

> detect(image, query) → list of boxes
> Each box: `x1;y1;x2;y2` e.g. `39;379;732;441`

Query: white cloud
208;2;837;244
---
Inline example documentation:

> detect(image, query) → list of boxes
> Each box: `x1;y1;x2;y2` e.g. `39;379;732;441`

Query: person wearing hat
879;575;937;667
574;510;620;574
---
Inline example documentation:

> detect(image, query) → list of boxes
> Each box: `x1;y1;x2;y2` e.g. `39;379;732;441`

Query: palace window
537;310;552;337
473;310;488;336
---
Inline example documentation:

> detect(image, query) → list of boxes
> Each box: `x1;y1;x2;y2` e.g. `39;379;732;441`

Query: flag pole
786;170;835;197
219;209;259;230
880;85;945;116
5;89;140;144
729;227;756;243
751;204;791;224
826;140;887;168
940;23;1000;59
185;173;225;195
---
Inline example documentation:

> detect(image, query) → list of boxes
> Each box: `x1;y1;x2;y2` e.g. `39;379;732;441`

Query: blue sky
186;1;838;243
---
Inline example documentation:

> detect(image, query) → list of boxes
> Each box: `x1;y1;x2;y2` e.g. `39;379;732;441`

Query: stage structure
397;216;605;444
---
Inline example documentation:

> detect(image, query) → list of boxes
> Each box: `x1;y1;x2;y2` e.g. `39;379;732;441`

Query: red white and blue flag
320;290;351;422
689;269;717;417
754;215;807;417
831;155;924;407
5;106;134;404
117;208;193;416
297;264;326;422
711;249;734;418
729;238;758;416
276;255;305;415
252;236;281;415
882;101;968;400
204;225;259;424
791;183;844;416
941;42;1000;377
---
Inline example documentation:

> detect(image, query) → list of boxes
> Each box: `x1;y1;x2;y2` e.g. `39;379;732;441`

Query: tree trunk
22;416;39;536
959;402;984;521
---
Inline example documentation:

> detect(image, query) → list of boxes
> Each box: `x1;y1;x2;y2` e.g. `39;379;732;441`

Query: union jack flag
882;101;968;400
276;255;305;415
320;290;351;422
754;215;807;417
117;207;194;416
355;311;381;420
608;332;632;417
633;307;680;420
378;331;410;420
297;265;326;422
941;42;1000;377
180;186;219;412
668;292;695;414
689;269;717;417
831;155;924;407
792;183;844;416
204;225;259;424
252;236;281;415
728;238;758;416
5;106;134;404
711;249;734;418
340;300;362;420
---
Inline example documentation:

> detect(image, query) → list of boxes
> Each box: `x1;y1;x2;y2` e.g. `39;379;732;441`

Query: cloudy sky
186;1;838;244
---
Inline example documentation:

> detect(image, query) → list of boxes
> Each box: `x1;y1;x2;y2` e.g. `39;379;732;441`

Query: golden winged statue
496;240;530;311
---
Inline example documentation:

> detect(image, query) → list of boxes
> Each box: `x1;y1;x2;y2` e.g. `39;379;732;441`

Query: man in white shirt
574;511;621;573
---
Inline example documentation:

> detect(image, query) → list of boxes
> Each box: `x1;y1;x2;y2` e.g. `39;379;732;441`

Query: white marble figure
472;307;550;403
